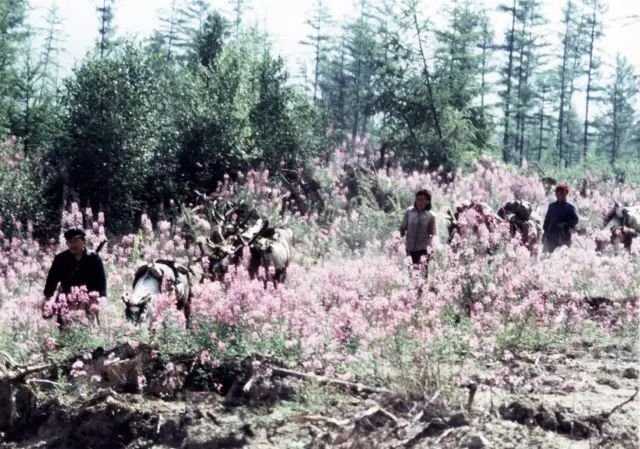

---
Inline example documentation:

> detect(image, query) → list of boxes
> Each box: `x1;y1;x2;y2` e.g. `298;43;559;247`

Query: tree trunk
502;0;517;163
351;57;361;141
515;14;528;166
565;12;586;167
583;1;597;163
479;21;489;118
337;40;346;129
557;0;573;166
537;85;546;162
413;9;443;143
313;25;321;102
611;85;618;164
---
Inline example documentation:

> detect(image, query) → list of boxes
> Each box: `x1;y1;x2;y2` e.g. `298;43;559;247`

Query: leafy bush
0;135;49;236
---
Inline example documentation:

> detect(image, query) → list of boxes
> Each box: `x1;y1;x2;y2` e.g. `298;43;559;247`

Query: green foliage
10;29;64;152
337;206;395;252
434;0;485;112
0;0;635;239
173;35;328;197
596;54;638;164
0;0;28;130
542;153;640;186
155;318;196;355
173;49;251;195
250;54;319;168
53;43;161;233
192;12;229;68
0;136;49;235
55;326;108;358
495;320;569;353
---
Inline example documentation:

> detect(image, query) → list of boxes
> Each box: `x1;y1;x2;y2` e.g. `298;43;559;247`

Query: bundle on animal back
600;203;640;252
497;200;532;222
446;201;504;243
122;260;193;328
497;200;542;253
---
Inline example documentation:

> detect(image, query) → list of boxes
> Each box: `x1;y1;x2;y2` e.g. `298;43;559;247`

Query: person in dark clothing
43;228;107;323
542;184;579;253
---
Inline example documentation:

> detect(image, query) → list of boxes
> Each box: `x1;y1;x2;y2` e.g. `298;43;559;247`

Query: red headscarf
555;184;570;194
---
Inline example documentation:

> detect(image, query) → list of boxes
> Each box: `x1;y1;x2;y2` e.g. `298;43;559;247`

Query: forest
0;0;638;236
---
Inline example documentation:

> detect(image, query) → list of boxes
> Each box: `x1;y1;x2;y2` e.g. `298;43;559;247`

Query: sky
27;0;640;84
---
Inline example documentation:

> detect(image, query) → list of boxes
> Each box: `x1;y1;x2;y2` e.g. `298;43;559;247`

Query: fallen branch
80;388;121;409
8;363;53;381
601;388;638;421
25;378;70;388
434;428;455;445
292;414;351;429
357;405;399;427
586;388;639;434
427;389;440;406
268;365;394;395
0;350;19;368
306;423;326;438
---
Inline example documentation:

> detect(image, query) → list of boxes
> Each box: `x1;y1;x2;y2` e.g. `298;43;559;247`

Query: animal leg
248;253;260;280
86;307;100;327
184;298;192;330
274;267;287;284
624;237;633;252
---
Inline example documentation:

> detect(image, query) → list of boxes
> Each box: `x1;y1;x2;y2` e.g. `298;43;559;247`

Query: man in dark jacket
43;228;107;315
543;184;579;253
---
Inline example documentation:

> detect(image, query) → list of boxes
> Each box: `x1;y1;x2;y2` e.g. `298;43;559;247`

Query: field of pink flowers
0;147;638;391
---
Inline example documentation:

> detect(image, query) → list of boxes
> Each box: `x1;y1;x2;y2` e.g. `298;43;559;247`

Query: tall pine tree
96;0;116;58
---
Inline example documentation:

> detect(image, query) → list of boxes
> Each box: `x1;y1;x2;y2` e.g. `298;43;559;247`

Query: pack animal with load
600;203;640;253
122;260;194;328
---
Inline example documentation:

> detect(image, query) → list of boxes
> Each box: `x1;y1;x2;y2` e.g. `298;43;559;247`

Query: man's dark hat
64;228;86;240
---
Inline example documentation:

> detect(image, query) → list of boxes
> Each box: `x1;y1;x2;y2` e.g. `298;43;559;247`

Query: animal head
122;263;167;324
604;202;625;228
615;202;624;218
207;242;235;276
541;177;557;193
250;236;273;254
122;291;153;324
497;200;532;222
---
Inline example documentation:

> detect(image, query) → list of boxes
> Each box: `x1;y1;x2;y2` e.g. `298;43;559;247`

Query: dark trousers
543;234;572;253
407;250;428;264
407;250;430;279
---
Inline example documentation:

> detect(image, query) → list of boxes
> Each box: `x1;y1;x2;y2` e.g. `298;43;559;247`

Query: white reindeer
122;260;193;328
248;224;293;287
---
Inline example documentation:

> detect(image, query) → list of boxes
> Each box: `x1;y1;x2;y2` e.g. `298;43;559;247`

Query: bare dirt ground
1;337;638;449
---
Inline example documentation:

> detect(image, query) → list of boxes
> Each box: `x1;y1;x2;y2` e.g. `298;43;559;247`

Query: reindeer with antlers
189;196;294;287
